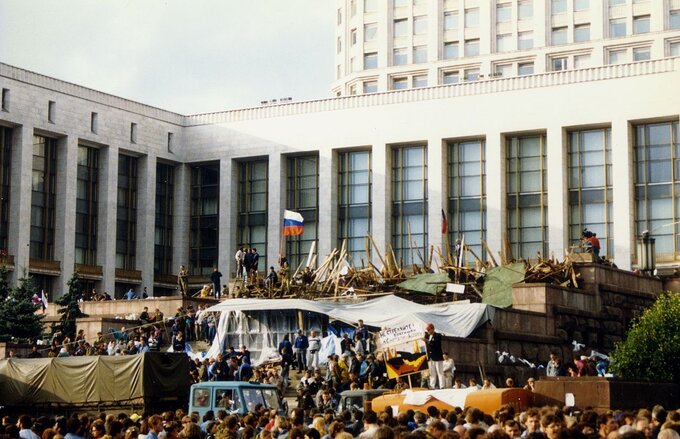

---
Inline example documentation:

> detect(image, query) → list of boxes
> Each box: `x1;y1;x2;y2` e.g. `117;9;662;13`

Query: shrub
609;292;680;382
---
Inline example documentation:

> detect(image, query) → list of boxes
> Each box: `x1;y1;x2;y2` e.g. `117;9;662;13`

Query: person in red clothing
583;229;601;262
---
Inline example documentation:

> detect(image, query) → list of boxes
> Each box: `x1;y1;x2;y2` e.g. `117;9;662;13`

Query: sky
0;0;335;114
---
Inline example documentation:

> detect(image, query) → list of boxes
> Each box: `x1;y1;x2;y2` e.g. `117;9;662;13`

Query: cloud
0;0;335;114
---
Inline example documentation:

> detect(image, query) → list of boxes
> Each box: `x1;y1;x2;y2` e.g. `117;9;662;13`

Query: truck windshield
216;388;242;413
242;388;266;412
262;389;280;410
342;396;364;412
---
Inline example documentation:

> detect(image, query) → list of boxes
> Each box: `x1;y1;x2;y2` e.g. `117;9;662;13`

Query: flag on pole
441;209;448;234
283;210;304;236
41;290;48;312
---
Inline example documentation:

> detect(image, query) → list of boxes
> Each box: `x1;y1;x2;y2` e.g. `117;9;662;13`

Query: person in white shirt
17;416;40;439
442;352;455;388
307;330;322;371
358;411;380;439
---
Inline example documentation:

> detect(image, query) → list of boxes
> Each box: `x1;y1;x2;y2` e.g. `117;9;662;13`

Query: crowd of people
24;304;217;358
2;398;679;439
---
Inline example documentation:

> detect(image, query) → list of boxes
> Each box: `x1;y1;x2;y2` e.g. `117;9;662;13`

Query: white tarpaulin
205;295;494;362
401;387;480;410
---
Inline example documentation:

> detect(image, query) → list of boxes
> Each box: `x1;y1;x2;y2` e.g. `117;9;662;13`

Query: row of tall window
0;123;677;279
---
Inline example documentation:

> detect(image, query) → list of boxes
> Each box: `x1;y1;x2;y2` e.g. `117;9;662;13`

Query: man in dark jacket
278;335;294;381
294;329;309;372
425;322;445;389
210;267;223;299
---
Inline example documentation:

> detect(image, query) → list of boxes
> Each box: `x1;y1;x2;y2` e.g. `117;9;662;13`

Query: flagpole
279;209;285;263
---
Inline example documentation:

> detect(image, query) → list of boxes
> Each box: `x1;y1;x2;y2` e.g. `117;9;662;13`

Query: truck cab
189;382;287;419
336;389;391;415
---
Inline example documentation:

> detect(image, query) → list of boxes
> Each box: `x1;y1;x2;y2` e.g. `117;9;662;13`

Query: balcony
154;273;178;285
0;252;15;269
29;259;61;275
74;263;103;279
115;268;143;283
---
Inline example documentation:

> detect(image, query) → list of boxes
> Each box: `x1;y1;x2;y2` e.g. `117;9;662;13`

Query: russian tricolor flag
283;210;304;236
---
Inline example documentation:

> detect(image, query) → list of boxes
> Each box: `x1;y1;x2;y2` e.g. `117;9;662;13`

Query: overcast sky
0;0;335;114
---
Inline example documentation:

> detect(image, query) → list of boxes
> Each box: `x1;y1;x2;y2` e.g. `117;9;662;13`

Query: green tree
0;273;44;343
0;265;10;301
53;271;85;339
610;292;680;383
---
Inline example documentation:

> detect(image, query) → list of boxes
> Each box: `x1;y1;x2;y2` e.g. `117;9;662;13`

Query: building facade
1;3;680;299
332;0;680;95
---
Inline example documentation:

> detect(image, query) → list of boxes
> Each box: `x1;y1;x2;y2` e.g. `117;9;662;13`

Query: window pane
444;42;459;59
671;42;680;57
518;63;534;75
413;75;428;88
518;31;534;50
519;0;533;19
574;24;590;42
363;81;377;93
552;57;568;71
495;64;512;79
552;0;567;14
443;72;459;84
444;12;459;30
671;11;680;30
633;47;650;61
465;8;479;27
414;16;427;34
364;23;377;42
364;52;378;69
394;48;408;65
633;16;650;34
574;0;589;11
392;77;408;90
464;39;479;56
394;19;408;37
497;3;511;22
610;19;626;37
413;45;427;63
574;54;590;68
609;49;627;64
552;27;568;45
465;68;480;81
497;34;511;52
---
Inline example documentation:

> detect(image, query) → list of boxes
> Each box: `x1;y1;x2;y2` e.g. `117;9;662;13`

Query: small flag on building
41;290;48;312
283;210;304;236
441;209;448;234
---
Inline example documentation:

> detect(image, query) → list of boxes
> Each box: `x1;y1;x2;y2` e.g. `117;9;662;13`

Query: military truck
0;353;191;416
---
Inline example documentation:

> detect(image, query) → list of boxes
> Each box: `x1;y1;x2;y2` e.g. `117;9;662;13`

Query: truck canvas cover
0;353;190;407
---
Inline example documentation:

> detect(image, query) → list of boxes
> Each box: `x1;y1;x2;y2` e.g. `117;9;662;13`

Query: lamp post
637;230;656;275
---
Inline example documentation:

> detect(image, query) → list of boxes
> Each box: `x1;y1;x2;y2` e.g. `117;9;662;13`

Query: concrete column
228;160;239;277
97;145;118;296
611;119;633;270
136;154;156;294
8;124;33;284
218;158;233;275
486;131;504;258
546;127;568;259
317;148;335;263
266;152;284;269
427;137;446;267
371;142;389;265
54;135;78;298
173;164;190;278
533;0;547;47
479;0;492;56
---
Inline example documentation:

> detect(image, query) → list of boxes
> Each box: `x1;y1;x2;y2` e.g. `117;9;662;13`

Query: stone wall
439;264;662;387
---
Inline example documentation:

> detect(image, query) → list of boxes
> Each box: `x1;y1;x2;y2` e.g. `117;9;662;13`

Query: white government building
1;0;680;298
